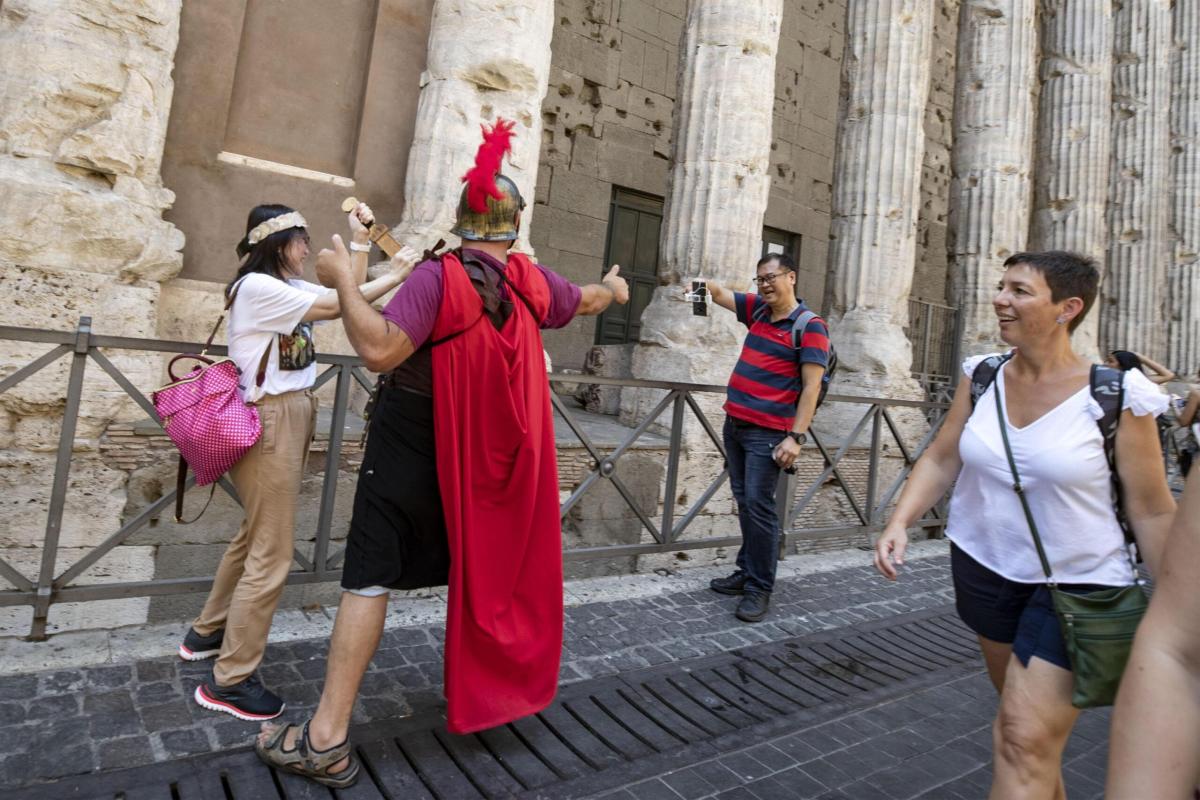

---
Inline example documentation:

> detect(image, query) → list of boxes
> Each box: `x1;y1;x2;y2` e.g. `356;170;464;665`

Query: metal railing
908;298;961;390
0;319;952;639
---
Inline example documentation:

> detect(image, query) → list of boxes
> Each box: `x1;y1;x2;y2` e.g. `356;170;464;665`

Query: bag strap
991;369;1057;585
173;457;217;524
970;352;1015;408
1090;364;1134;546
202;278;248;355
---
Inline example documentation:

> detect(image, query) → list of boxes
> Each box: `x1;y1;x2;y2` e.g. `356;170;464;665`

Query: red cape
431;250;563;734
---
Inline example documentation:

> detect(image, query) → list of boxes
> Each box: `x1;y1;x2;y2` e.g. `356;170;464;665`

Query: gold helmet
450;173;525;242
451;119;524;242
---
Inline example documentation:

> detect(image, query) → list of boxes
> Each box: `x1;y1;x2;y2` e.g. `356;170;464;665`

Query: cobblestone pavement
590;669;1110;800
3;551;965;791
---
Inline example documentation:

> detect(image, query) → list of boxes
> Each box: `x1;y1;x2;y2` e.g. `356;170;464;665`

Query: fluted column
1101;0;1172;360
1169;1;1200;372
628;1;784;391
950;0;1037;354
825;2;935;398
394;0;554;253
1030;1;1113;357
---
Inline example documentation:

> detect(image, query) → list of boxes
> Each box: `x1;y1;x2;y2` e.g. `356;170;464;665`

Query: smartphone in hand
685;280;708;316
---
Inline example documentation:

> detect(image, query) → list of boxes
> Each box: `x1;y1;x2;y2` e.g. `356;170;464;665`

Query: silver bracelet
349;241;372;253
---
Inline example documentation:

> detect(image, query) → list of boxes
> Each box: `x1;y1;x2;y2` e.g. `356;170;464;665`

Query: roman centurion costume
340;120;565;734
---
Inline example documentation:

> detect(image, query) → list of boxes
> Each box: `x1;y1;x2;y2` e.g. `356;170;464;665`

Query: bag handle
174;457;217;524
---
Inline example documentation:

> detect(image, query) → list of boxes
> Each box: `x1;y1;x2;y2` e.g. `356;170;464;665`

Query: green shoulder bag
993;377;1148;708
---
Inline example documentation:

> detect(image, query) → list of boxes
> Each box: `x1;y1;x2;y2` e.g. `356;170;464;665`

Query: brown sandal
255;720;360;789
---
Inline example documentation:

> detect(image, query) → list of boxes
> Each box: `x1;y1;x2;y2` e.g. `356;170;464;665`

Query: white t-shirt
227;273;331;402
945;354;1169;585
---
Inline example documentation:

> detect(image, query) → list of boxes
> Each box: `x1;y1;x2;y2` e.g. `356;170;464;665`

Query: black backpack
968;352;1133;546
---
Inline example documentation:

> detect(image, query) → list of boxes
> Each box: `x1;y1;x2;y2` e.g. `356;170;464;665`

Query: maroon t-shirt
380;249;582;395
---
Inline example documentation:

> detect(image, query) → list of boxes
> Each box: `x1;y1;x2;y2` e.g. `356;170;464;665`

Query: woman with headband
182;203;419;722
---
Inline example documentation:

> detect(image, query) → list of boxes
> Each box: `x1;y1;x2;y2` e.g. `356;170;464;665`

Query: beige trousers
193;389;317;687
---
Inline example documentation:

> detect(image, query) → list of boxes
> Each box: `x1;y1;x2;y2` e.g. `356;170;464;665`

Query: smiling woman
873;250;1176;798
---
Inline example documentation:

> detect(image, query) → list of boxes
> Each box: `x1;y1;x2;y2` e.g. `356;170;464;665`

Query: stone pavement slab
0;544;957;790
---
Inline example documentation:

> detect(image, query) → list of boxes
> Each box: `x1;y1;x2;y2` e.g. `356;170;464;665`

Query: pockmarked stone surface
950;0;1037;356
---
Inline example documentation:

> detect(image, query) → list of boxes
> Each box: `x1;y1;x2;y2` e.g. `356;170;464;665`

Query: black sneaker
194;673;284;721
709;571;748;595
736;592;771;623
179;627;223;661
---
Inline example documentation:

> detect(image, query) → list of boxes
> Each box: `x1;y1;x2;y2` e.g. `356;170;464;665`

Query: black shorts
340;384;450;592
950;542;1111;671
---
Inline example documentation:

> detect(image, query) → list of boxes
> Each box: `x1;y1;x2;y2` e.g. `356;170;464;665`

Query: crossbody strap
992;370;1057;585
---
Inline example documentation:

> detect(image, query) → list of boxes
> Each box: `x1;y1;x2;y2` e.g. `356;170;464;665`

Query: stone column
0;0;185;634
1029;1;1113;357
1100;0;1172;360
949;0;1037;355
1169;1;1200;373
393;0;554;254
824;2;935;399
627;0;784;396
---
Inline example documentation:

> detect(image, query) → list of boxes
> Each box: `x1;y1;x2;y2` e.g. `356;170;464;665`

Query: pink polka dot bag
152;284;267;520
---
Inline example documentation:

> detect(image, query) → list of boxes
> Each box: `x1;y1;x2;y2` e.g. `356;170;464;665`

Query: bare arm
1179;388;1200;426
1115;408;1177;576
314;235;417;371
705;280;736;313
1107;470;1200;798
576;264;630;316
301;251;417;323
873;374;973;579
1133;351;1176;385
772;363;827;470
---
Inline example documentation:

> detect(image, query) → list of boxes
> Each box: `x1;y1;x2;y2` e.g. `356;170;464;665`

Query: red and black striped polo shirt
724;293;831;431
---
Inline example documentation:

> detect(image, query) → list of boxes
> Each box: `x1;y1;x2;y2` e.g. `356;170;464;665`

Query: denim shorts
950;543;1110;671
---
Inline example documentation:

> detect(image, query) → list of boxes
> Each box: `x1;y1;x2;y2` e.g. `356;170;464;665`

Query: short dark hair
1002;251;1099;332
757;253;797;273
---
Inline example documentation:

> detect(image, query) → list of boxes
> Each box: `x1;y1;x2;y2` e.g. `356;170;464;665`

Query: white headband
246;211;308;246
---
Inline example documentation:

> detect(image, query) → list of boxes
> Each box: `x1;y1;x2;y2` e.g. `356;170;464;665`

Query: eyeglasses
755;272;788;286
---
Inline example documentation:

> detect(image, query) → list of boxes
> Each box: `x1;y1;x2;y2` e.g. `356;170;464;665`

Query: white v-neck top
945;354;1168;585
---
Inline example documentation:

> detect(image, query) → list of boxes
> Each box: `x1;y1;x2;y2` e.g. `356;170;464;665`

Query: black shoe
194;673;285;721
179;627;224;661
709;571;748;595
736;592;771;623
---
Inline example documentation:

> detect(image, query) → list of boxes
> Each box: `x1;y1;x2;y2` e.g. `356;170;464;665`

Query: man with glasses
703;254;830;622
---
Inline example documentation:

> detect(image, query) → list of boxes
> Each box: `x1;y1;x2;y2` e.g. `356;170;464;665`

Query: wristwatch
787;431;807;445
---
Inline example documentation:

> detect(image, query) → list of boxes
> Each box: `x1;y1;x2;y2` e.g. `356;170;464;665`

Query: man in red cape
255;120;629;787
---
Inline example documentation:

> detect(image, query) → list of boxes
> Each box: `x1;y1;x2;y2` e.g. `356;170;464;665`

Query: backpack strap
968;352;1015;408
1090;364;1134;545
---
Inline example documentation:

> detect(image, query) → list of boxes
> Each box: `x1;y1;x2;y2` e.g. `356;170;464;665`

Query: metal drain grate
11;606;981;800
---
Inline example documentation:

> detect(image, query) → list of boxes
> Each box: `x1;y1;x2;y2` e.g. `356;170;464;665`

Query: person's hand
773;436;802;470
389;245;421;280
873;523;909;581
602;265;629;305
315;235;353;288
348;202;374;239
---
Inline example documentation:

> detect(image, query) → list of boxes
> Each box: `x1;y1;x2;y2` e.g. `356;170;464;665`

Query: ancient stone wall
0;0;186;636
912;0;961;307
533;0;848;373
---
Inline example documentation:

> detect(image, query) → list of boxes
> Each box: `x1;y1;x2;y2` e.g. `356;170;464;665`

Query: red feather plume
462;119;516;214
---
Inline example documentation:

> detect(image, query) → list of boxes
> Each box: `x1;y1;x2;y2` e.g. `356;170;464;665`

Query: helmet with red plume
451;119;526;242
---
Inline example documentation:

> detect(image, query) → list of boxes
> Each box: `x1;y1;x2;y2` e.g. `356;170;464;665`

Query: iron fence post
921;306;934;377
776;468;798;560
865;405;882;532
659;392;686;546
29;317;91;640
314;364;352;573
